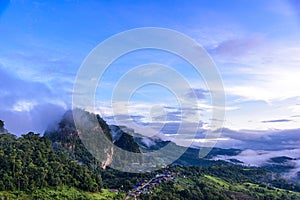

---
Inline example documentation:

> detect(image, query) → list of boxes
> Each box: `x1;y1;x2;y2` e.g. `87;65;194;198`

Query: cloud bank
0;65;67;135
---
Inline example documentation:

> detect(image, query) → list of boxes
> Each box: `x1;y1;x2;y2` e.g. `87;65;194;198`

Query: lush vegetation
0;132;102;193
1;114;300;200
0;187;124;200
139;166;300;200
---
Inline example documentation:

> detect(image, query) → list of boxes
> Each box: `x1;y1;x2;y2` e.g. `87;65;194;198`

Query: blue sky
1;0;300;151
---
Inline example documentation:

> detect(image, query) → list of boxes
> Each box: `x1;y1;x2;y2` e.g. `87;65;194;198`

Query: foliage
1;113;300;200
139;165;300;200
0;187;123;200
0;132;102;193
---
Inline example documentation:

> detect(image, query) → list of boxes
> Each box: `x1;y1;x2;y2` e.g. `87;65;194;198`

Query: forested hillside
1;113;300;200
0;132;103;191
138;166;300;200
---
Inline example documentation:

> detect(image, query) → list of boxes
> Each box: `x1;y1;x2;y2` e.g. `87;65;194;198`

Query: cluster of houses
125;169;181;199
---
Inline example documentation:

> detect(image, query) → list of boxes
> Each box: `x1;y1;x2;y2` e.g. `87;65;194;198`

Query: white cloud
12;100;36;112
213;148;300;179
208;34;300;130
288;104;300;113
223;43;300;102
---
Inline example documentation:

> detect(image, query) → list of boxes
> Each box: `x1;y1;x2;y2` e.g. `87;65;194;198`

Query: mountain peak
0;120;8;134
45;109;114;169
111;125;140;153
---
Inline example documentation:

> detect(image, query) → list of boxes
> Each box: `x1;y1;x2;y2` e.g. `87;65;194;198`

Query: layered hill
0;113;300;199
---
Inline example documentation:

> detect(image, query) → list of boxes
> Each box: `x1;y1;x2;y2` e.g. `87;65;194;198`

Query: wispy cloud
0;65;53;108
213;148;300;180
0;65;67;134
261;119;292;123
213;128;300;150
1;103;66;135
185;88;208;100
1;0;300;140
222;42;300;103
210;35;264;58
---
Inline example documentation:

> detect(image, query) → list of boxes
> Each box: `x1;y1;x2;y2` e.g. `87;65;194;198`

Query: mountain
134;134;171;150
110;125;140;153
0;120;8;134
44;110;300;183
45;109;114;169
1;114;300;199
109;125;242;167
45;110;144;171
108;125;300;183
44;110;234;172
211;152;300;183
110;125;170;151
270;156;295;164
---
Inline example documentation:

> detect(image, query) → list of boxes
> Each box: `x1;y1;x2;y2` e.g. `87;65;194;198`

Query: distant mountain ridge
1;111;300;199
110;125;140;153
43;109;300;182
45;109;144;170
43;110;247;169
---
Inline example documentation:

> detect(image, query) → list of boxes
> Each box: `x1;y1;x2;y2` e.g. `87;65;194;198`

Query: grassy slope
203;175;300;199
148;174;300;200
1;174;299;200
0;187;125;200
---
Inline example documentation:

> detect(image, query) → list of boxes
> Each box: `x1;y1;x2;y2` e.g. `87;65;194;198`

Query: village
125;168;184;200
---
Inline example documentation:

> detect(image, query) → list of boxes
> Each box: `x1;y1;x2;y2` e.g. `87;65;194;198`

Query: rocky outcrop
0;120;8;134
45;109;114;169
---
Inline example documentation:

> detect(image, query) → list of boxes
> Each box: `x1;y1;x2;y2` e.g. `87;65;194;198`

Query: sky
1;0;300;152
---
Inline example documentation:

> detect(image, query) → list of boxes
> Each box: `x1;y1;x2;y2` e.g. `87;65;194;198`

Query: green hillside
137;166;300;200
0;115;300;200
0;187;124;200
